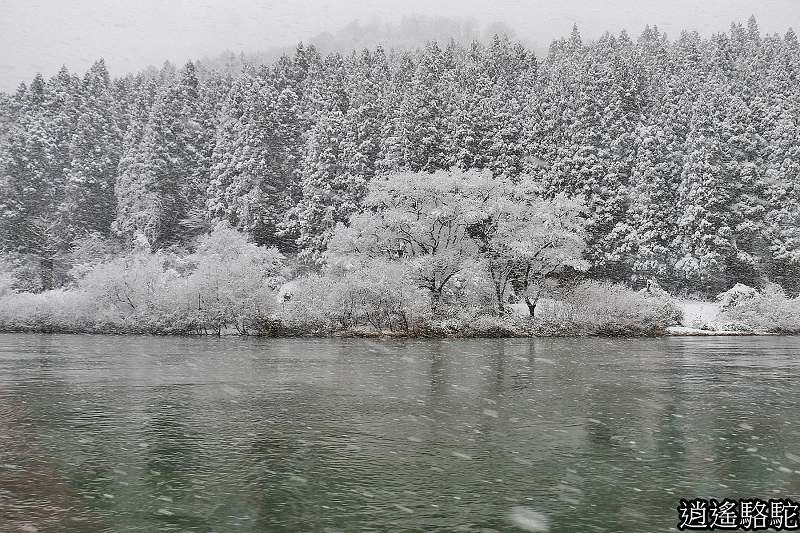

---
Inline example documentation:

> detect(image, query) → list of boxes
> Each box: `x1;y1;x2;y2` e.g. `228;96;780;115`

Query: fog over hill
3;0;799;92
197;16;526;78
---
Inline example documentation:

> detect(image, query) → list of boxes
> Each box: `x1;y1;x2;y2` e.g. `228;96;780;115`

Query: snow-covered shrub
280;260;430;333
443;263;497;318
716;283;759;312
341;261;431;332
465;314;526;337
76;251;177;325
564;281;682;335
0;289;97;332
718;283;800;333
279;274;338;332
23;222;287;334
184;222;284;334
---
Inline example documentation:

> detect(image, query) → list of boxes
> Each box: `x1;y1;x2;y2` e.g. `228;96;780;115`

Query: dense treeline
1;16;799;298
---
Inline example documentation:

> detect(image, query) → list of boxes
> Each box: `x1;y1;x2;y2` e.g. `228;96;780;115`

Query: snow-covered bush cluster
0;222;285;334
563;281;683;336
718;284;800;333
280;260;431;334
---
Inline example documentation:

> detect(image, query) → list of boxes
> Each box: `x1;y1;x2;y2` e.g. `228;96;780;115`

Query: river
1;334;799;532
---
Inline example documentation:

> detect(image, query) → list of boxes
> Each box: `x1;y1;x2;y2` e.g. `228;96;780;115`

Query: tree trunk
431;288;442;315
494;283;505;315
524;296;537;318
40;256;54;291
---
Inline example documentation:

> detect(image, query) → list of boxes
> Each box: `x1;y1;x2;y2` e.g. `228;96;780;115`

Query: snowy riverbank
664;326;775;336
0;295;793;338
2;266;798;337
661;294;796;336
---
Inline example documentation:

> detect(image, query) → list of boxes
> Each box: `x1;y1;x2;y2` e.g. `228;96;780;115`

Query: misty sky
1;0;798;92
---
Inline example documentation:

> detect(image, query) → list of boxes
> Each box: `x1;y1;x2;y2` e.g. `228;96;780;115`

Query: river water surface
1;335;800;532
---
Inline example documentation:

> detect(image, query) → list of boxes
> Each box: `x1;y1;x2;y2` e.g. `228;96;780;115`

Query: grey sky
1;0;798;92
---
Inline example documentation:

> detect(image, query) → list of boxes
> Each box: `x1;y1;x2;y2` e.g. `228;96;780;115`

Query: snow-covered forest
0;17;799;335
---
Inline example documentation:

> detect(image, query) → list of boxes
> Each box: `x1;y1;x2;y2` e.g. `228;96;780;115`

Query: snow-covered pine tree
206;69;278;245
0;78;63;289
627;100;683;286
376;51;415;174
205;71;255;240
62;59;122;239
451;70;495;172
762;99;800;292
113;77;159;241
293;108;355;265
486;76;526;179
44;67;80;189
674;86;736;292
720;93;770;286
286;48;389;261
113;62;209;248
342;49;385;185
296;47;391;258
542;35;639;280
178;69;228;238
398;42;451;172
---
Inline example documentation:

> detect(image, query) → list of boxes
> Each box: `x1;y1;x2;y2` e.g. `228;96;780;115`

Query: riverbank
2;273;797;338
665;298;789;336
0;310;784;338
664;326;777;336
0;316;683;338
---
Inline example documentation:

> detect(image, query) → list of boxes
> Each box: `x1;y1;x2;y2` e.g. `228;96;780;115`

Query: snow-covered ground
667;298;778;335
511;297;720;326
674;299;720;328
507;298;567;319
506;295;770;336
665;325;765;336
